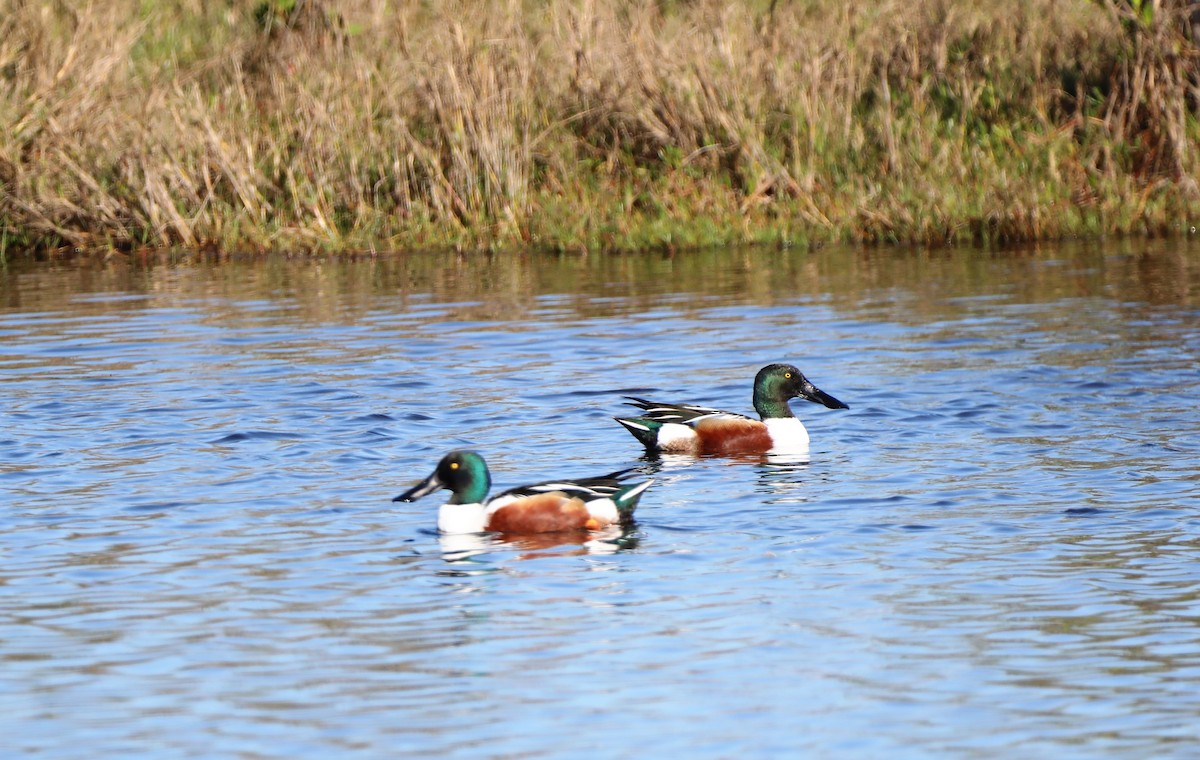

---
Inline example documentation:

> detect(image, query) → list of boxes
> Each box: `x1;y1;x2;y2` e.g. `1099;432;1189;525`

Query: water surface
3;241;1199;757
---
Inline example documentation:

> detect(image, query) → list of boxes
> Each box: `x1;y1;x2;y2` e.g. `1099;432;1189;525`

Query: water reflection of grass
4;241;1194;329
1;0;1198;257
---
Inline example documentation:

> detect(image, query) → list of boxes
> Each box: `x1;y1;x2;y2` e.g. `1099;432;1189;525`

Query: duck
393;450;653;534
614;363;848;455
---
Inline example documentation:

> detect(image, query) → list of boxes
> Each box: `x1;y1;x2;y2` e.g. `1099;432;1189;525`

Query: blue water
2;242;1199;757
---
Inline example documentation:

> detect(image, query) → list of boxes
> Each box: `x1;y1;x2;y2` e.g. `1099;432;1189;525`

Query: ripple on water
3;245;1200;756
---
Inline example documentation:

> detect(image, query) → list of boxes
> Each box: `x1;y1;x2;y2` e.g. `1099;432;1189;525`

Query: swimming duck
615;363;848;455
393;450;653;534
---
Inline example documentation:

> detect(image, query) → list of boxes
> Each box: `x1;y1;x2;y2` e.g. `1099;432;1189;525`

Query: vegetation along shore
2;0;1199;257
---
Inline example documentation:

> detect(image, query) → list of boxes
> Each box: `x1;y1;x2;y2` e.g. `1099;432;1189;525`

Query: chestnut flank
487;494;595;534
694;418;774;454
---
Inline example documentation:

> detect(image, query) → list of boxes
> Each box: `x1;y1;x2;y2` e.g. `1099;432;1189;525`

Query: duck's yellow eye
450;462;459;470
785;372;792;379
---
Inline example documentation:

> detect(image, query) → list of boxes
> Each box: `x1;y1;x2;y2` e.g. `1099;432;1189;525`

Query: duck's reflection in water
437;524;641;566
751;453;814;502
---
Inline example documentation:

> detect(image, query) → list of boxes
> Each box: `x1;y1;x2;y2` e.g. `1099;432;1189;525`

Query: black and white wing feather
494;469;640;503
622;396;752;425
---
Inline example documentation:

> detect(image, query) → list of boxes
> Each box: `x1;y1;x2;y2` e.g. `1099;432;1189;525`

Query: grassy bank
1;0;1198;256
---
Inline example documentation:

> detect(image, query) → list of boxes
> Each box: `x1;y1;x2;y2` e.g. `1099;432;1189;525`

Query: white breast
764;417;810;453
438;503;489;534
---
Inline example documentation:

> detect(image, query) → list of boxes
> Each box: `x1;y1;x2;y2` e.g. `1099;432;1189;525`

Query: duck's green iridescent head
392;450;492;505
752;363;849;419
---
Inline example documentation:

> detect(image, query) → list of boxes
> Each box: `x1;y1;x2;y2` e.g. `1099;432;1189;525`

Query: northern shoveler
393;450;653;534
615;363;848;455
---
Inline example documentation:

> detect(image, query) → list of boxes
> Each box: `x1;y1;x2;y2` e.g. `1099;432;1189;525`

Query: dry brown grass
1;0;1198;256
